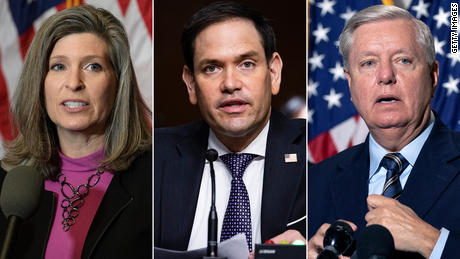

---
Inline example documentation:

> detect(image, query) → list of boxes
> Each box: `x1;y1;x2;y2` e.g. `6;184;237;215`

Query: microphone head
0;166;44;220
323;221;354;255
357;224;394;259
205;149;218;162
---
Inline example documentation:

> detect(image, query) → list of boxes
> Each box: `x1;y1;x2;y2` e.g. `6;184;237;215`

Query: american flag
308;0;460;164
0;0;152;157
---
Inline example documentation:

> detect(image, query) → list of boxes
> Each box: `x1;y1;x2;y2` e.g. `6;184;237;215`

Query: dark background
154;0;306;128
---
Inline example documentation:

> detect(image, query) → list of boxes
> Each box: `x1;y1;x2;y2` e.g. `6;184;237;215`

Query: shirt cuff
429;228;450;259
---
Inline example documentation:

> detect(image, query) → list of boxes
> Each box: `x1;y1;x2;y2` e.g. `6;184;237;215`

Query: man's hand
307;220;357;259
248;230;305;259
365;194;441;258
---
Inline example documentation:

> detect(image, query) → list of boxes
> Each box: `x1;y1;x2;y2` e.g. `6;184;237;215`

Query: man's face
345;19;438;134
183;19;282;143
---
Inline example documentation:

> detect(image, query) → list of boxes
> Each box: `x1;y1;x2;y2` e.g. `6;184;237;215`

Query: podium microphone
317;221;354;259
203;149;226;259
356;224;394;259
0;166;44;259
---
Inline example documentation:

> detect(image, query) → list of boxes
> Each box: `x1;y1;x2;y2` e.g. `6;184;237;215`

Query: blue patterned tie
219;153;257;252
380;153;409;200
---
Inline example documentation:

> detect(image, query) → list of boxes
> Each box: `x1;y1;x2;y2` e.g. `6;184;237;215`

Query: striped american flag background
308;0;460;164
0;0;152;157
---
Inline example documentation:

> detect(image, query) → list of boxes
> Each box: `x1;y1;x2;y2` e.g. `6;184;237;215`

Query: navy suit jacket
154;108;306;251
308;114;460;258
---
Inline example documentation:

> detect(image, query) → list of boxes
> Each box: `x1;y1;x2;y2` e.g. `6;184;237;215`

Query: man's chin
212;120;257;137
366;113;408;128
219;126;253;138
209;115;269;138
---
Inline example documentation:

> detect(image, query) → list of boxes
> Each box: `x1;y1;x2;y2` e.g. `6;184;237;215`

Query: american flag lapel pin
284;153;297;163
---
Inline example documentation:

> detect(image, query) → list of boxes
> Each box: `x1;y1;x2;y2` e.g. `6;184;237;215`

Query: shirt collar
369;111;435;178
207;120;269;159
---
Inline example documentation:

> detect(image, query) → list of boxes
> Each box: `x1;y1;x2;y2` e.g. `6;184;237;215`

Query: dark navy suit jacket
154;108;306;251
308;113;460;258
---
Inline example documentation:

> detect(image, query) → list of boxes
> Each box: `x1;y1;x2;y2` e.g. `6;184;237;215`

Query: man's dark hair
181;1;276;75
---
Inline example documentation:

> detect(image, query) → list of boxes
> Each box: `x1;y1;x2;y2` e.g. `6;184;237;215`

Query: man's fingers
367;194;395;210
336;219;358;232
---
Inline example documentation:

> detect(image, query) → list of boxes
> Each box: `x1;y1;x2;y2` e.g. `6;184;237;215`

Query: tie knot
380;153;408;174
220;153;257;178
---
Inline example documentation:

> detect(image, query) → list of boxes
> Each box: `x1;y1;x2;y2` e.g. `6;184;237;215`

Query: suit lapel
261;109;306;241
160;122;209;250
82;173;132;258
400;117;460;219
331;140;370;230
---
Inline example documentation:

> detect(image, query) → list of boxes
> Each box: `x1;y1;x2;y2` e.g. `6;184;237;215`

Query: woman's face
44;33;117;138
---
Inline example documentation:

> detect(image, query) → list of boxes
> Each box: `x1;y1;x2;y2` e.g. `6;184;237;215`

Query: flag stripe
309;131;338;163
19;26;35;60
0;46;13;142
136;0;152;39
117;0;130;16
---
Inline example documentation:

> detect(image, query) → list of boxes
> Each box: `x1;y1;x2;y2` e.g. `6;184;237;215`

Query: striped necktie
219;153;257;252
380;153;409;200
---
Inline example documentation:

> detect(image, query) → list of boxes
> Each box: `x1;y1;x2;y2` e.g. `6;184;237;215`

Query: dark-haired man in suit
154;1;306;255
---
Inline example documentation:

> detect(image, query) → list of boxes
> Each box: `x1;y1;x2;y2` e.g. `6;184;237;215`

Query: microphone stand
0;215;23;259
203;149;227;259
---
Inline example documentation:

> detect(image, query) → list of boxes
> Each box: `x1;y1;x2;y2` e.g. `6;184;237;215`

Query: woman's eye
88;64;102;71
51;64;65;70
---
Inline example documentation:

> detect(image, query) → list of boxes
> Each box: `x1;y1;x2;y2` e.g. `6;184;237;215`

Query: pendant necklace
57;169;103;231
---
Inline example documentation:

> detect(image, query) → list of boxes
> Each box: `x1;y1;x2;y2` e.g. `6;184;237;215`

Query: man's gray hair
339;5;435;71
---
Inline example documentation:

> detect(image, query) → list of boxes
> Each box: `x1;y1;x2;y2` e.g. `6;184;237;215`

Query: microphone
356;224;394;259
203;149;226;259
317;221;354;259
0;166;44;259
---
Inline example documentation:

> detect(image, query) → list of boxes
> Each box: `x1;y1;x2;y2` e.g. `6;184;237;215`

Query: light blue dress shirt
367;112;448;259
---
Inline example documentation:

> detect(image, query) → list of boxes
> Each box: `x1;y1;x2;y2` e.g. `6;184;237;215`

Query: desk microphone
203;149;226;259
0;166;44;259
356;224;394;259
317;221;354;259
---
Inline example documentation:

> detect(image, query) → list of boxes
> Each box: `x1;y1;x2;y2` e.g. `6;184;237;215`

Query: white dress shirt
187;121;269;251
